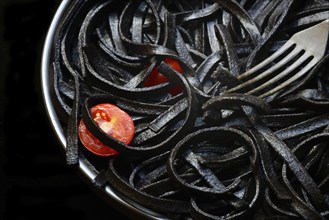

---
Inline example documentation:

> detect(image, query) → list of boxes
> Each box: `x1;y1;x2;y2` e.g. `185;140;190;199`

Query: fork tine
289;19;329;59
246;51;311;95
225;44;301;93
225;19;329;97
238;40;295;80
259;57;319;98
255;20;329;98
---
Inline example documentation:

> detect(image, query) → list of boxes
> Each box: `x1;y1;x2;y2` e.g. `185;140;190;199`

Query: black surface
0;1;129;219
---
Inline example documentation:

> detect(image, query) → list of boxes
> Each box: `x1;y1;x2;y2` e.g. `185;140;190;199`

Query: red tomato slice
144;58;183;95
78;103;135;157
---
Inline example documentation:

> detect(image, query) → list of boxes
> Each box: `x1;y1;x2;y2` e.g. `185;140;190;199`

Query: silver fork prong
223;20;329;100
238;40;295;80
259;56;319;98
255;19;329;98
225;44;301;94
246;51;310;95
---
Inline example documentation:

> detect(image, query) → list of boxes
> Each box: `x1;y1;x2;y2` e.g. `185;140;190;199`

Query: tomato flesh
144;58;183;95
78;103;135;156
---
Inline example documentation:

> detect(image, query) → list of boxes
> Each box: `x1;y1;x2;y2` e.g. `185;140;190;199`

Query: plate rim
40;1;169;219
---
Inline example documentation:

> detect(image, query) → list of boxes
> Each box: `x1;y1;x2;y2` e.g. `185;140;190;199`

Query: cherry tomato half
78;103;135;157
143;58;183;95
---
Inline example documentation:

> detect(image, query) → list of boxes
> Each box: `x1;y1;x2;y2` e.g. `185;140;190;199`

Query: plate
41;1;167;219
41;0;329;219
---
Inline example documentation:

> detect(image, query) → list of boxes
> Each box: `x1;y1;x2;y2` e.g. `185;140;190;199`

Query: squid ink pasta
47;0;329;219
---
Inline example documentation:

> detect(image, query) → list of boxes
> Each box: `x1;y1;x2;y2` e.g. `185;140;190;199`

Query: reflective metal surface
41;1;168;219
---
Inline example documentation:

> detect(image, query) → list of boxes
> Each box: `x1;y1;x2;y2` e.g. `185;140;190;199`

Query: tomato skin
78;121;119;156
78;103;135;157
143;58;183;95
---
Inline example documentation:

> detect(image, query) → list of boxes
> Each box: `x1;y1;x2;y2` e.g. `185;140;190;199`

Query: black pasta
49;0;329;219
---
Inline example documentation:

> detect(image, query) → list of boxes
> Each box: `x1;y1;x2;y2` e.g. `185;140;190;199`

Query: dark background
0;0;129;219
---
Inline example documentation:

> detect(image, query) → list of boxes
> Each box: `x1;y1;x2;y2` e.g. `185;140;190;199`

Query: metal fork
224;19;329;99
